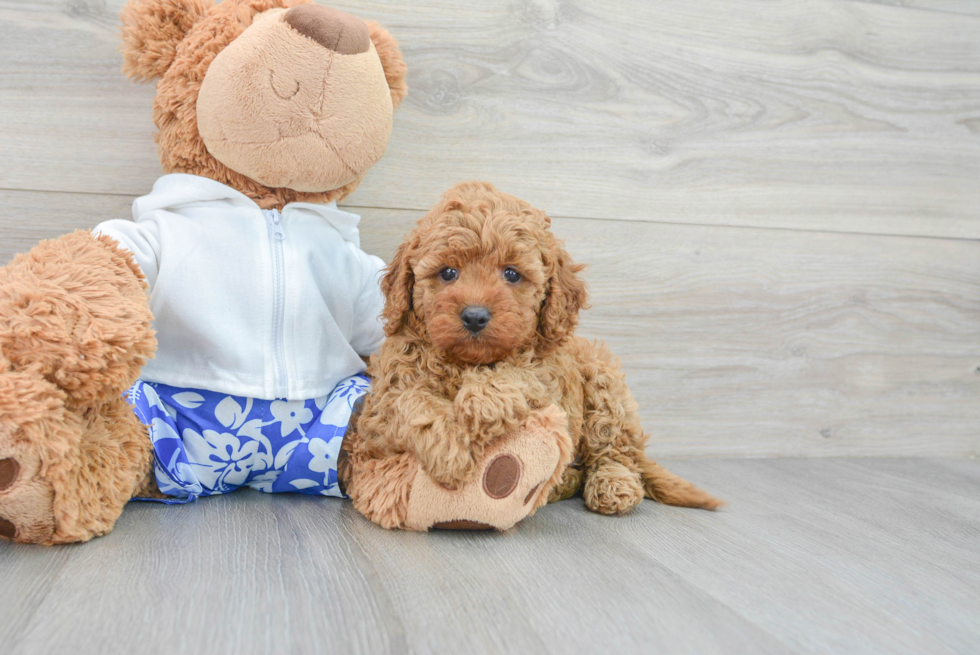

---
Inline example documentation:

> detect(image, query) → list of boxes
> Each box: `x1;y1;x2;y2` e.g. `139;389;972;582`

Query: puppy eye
439;267;458;282
503;267;522;284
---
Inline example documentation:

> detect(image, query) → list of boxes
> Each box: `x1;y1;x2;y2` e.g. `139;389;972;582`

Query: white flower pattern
270;400;314;437
127;375;369;502
182;429;260;490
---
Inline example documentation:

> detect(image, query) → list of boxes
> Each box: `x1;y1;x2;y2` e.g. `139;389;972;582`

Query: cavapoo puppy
350;182;721;519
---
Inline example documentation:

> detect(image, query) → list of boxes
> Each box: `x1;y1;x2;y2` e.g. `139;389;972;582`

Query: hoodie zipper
264;209;288;398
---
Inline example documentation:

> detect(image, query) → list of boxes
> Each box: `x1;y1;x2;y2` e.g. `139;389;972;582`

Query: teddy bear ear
366;21;408;110
120;0;214;82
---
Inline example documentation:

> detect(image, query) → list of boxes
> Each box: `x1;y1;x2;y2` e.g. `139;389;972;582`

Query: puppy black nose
284;4;370;55
461;306;491;333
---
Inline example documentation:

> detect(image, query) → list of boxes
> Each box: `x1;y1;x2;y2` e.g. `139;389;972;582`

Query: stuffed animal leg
0;232;157;544
343;404;573;531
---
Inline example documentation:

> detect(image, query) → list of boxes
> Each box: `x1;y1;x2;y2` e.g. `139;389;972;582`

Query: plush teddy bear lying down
0;0;718;544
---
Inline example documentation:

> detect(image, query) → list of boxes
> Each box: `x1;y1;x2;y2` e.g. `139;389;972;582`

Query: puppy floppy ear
120;0;214;82
380;235;419;337
366;21;408;110
537;235;588;354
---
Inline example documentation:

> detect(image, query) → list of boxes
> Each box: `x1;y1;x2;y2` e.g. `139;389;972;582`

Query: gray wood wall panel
0;1;977;457
0;0;978;237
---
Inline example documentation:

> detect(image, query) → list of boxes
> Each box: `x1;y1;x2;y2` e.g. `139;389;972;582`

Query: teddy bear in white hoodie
0;0;569;544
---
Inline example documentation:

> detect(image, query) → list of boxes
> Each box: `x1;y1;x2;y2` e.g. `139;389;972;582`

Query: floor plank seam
3;189;977;243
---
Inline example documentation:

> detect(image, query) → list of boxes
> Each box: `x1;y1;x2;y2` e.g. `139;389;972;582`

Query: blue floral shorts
126;375;370;504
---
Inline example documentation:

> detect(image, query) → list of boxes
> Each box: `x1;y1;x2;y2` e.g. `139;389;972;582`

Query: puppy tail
639;456;724;510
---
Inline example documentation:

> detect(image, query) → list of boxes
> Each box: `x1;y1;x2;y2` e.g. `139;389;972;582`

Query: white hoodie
95;174;385;401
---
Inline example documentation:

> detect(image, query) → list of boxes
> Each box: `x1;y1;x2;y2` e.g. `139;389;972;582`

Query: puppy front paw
454;383;532;443
583;460;645;515
548;466;583;503
416;437;482;490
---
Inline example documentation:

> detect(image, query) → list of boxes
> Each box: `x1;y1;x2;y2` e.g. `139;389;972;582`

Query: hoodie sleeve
348;248;387;356
93;218;161;290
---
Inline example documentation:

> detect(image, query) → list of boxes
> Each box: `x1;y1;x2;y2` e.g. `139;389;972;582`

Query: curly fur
358;182;722;513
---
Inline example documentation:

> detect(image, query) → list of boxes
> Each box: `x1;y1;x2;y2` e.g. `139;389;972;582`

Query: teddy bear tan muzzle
196;4;394;193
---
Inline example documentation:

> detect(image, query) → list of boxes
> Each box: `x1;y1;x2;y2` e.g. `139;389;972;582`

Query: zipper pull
265;209;285;240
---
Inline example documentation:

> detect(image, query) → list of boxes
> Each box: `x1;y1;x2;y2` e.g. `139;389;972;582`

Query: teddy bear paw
0;365;65;545
0;432;57;544
404;404;573;531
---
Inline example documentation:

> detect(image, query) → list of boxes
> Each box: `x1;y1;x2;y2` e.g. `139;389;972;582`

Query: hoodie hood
132;173;363;246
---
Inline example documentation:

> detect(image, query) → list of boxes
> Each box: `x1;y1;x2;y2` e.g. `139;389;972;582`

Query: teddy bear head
121;0;407;208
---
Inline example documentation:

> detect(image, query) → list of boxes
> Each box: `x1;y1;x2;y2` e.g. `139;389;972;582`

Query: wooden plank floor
0;458;977;655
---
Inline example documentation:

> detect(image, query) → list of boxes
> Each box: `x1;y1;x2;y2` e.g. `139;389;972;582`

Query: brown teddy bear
0;0;568;544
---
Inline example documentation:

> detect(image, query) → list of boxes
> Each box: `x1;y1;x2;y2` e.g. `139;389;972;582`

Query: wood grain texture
4;193;976;457
0;458;977;654
0;189;134;262
0;0;978;238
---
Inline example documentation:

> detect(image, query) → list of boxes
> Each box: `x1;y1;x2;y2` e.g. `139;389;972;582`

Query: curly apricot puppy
356;182;721;515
